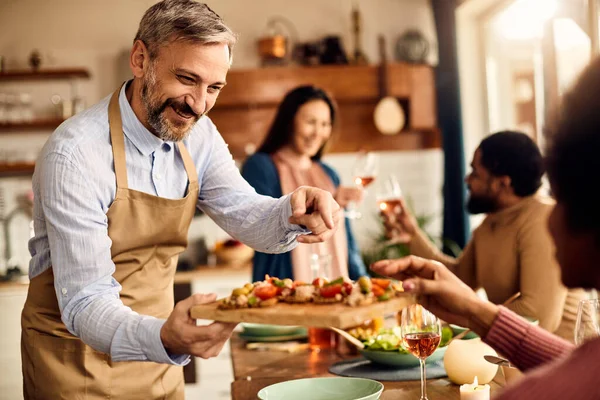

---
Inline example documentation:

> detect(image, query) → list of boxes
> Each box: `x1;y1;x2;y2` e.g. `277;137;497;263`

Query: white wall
0;0;438;114
0;0;443;274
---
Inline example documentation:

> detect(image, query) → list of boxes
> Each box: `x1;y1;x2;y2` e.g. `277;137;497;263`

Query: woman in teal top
241;85;367;282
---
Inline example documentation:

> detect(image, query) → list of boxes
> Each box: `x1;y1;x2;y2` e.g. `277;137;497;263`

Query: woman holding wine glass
371;57;600;399
241;85;367;283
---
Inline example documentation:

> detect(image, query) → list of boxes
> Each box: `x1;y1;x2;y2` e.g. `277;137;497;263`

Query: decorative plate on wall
395;30;430;64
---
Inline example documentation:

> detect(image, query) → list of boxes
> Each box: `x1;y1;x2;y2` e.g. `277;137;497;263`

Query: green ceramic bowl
241;323;307;337
521;316;539;326
449;324;479;340
257;377;383;400
360;344;447;368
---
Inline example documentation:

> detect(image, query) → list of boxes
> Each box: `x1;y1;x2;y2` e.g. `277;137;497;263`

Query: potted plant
361;197;460;274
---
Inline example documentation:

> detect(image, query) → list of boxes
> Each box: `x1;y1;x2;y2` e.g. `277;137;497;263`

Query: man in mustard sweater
384;131;585;341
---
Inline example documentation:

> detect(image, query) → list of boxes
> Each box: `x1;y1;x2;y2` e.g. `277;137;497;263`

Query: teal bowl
360;345;447;368
449;324;479;339
521;316;539;326
258;377;383;400
241;323;306;337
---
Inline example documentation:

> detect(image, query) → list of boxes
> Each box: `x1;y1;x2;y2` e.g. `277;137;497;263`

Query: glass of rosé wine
376;175;402;214
345;152;379;220
400;304;442;400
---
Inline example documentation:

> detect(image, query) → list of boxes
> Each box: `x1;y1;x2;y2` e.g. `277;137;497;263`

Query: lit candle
460;376;490;400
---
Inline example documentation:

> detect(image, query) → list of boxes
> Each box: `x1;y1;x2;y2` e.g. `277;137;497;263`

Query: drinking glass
308;253;335;351
575;299;600;346
310;253;331;282
345;152;379;219
376;175;403;214
401;304;442;400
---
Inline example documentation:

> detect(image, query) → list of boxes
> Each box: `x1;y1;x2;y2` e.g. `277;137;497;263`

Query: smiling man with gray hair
21;1;342;398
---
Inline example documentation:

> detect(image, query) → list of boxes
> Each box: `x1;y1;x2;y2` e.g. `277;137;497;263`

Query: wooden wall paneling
218;64;418;108
387;63;412;97
218;65;381;107
209;103;440;159
210;63;439;158
208;106;277;158
408;65;437;129
331;102;424;153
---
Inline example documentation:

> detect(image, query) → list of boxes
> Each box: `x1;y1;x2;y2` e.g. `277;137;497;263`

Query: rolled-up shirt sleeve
197;122;309;253
38;151;187;365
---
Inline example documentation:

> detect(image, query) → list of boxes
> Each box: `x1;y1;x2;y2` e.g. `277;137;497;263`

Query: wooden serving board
190;294;416;329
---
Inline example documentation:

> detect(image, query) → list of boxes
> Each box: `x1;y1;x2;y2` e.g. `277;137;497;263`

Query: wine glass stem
420;358;428;400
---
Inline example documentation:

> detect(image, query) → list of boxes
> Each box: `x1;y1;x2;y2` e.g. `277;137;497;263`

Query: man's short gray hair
135;0;237;62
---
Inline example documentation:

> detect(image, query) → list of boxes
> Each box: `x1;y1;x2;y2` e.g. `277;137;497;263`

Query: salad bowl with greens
359;326;453;368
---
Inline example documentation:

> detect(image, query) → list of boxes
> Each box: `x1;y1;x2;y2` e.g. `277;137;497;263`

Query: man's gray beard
150;112;195;142
141;69;196;142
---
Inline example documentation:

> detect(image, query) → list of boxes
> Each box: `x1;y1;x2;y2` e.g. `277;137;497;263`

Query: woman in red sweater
372;57;600;399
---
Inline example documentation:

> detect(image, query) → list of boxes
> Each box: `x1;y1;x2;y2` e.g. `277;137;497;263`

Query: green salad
362;326;453;352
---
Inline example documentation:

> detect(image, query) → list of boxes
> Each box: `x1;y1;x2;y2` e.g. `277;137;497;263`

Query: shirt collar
118;81;172;156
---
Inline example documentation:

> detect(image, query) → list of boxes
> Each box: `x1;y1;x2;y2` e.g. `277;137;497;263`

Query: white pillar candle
460;376;490;400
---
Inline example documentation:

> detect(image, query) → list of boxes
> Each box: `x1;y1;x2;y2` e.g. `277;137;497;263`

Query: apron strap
177;142;198;185
108;85;129;189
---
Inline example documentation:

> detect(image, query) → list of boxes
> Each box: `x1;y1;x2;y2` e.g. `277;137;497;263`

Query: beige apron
21;86;199;399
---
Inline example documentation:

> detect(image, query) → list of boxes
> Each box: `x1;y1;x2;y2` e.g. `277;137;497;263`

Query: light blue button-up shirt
28;83;305;365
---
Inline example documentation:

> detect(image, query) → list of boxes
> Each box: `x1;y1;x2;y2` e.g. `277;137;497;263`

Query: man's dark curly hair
478;131;544;197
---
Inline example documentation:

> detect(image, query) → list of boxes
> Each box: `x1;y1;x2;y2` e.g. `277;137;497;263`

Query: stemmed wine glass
575;298;600;346
401;304;442;400
376;175;403;214
345;152;379;219
376;175;412;243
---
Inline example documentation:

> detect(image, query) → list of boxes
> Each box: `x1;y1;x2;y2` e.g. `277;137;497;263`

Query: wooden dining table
229;335;504;400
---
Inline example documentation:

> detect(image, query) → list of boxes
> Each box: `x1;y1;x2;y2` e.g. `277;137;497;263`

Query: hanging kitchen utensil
373;35;405;135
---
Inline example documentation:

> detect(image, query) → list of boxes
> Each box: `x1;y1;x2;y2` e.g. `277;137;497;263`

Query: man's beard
140;65;200;142
466;193;499;214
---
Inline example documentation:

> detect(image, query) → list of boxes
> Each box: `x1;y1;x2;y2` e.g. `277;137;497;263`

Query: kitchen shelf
0;118;64;132
0;68;90;81
0;162;35;177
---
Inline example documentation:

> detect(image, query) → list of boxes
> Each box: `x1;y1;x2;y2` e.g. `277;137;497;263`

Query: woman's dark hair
478;130;544;197
546;57;600;237
257;85;337;160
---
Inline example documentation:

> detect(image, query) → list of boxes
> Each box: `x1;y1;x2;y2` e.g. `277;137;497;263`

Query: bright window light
494;0;558;40
554;18;590;50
